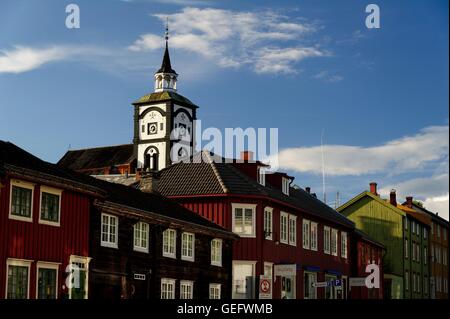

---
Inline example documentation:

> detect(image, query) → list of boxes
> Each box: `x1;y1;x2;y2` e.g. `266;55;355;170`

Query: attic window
282;177;290;195
258;167;265;186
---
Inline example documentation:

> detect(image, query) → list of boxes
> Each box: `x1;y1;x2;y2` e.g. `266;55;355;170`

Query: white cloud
276;125;449;176
313;70;343;82
128;7;327;74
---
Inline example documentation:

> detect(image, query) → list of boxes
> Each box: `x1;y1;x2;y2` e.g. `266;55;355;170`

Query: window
36;262;59;299
341;232;348;259
134;222;149;253
424;247;427;265
263;207;273;240
405;239;409;259
417;225;421;237
232;204;256;238
6;259;31;299
163;229;177;258
282;177;290;195
232;261;255;299
288;215;297;246
304;272;317;299
180;281;194;299
412;242;416;261
264;262;273;279
161;278;175;299
258;167;265;186
280;212;288;244
181;232;195;261
331;229;338;256
101;214;118;249
310;222;318;251
68;255;90;299
39;186;62;225
302;219;310;249
324;226;331;254
424;276;428;295
211;239;222;267
405;271;409;290
209;284;221;299
9;180;34;222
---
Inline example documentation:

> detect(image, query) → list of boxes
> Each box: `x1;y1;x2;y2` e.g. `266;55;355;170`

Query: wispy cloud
276;125;449;176
313;70;343;83
128;7;328;74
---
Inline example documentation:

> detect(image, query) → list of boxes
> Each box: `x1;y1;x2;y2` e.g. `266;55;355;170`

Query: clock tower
132;23;197;172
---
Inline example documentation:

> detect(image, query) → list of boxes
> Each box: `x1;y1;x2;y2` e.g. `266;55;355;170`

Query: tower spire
154;17;178;92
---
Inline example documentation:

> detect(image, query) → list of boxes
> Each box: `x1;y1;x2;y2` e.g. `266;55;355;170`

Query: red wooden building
155;151;356;299
0;140;103;299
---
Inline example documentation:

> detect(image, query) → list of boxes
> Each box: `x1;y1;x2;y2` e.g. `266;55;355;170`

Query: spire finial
165;17;169;43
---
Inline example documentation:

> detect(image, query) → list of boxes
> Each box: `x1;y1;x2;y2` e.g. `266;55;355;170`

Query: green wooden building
338;183;431;299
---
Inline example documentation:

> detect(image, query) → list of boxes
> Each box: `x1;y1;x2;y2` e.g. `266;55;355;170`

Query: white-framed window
39;186;62;226
405;239;409;259
211;239;222;267
101;213;118;249
9;179;34;222
163;228;177;258
341;232;348;259
134;222;149;253
288;215;297;246
258;167;266;186
36;262;59;299
161;278;176;299
302;219;310;249
181;232;195;262
6;259;32;299
310;222;318;251
232;204;256;238
263;207;273;240
324;226;331;254
331;229;338;256
264;262;273;279
209;283;221;299
282;177;290;195
405;271;409;290
180;280;194;299
280;212;288;244
232;261;256;299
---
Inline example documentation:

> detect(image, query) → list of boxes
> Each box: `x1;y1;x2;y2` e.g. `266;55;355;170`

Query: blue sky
0;0;448;218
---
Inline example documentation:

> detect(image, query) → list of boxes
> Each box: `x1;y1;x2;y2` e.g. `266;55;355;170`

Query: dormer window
282;177;290;195
258;167;265;186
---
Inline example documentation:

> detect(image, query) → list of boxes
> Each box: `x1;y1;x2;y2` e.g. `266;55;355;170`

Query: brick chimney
390;189;397;207
370;182;378;195
139;170;160;193
305;187;311;194
406;196;413;208
240;151;254;162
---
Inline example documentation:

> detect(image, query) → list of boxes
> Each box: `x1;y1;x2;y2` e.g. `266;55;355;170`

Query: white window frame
331;228;338;256
209;283;221;299
280;212;289;244
181;232;195;262
9;179;34;223
310;222;318;251
282;177;290;195
39;186;62;227
162;228;177;259
231;203;257;238
180;280;194;299
36;262;60;299
5;258;32;299
324;226;331;254
211;239;223;267
263;207;273;240
133;222;149;253
161;278;176;299
341;231;348;259
288;215;297;246
263;262;273;279
258;167;266;186
302;219;310;249
100;213;119;249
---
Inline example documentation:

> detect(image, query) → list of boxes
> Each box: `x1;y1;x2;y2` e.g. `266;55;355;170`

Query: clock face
178;123;187;136
148;122;158;135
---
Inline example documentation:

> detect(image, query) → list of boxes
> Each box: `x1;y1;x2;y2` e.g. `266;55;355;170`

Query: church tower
132;21;198;172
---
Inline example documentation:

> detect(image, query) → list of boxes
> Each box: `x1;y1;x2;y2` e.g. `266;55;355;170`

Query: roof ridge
67;143;133;152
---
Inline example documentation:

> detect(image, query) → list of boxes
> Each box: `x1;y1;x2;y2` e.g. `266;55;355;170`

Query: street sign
312;279;342;288
259;275;272;299
349;277;367;287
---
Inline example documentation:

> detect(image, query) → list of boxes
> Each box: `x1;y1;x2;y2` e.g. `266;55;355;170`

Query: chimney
305;187;311;194
240;151;254;162
406;196;413;208
390;189;397;207
139;170;160;193
370;182;378;195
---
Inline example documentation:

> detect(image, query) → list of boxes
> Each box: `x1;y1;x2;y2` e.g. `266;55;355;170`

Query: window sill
8;214;33;223
181;256;195;262
163;253;176;259
211;262;222;267
134;247;149;254
101;242;118;249
39;219;60;227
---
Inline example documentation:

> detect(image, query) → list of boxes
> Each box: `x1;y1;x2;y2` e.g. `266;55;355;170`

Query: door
281;276;296;299
232;262;255;299
69;256;91;299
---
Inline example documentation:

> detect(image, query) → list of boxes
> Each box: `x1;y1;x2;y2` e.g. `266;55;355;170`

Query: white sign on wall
259;275;272;299
274;264;297;277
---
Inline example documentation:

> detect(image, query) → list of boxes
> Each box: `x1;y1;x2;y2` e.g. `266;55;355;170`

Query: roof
156;42;177;74
58;144;135;171
133;91;198;108
353;229;385;249
158;151;355;228
407;202;449;226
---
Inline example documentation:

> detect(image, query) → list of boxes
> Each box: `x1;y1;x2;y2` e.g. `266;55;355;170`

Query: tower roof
156;42;177;74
